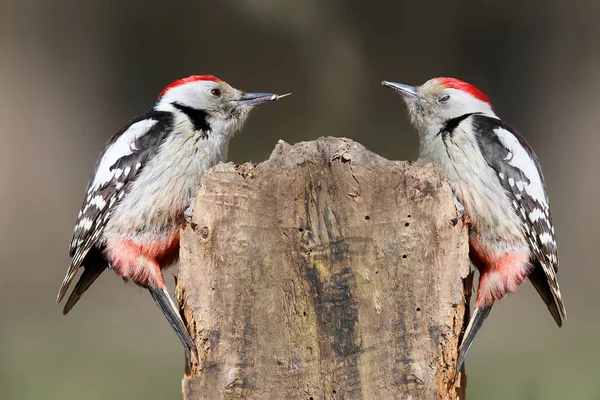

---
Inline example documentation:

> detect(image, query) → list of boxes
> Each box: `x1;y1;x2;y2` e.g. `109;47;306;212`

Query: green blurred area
0;0;599;399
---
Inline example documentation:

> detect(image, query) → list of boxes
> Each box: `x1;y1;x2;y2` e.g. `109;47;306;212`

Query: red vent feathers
438;77;492;106
158;75;222;99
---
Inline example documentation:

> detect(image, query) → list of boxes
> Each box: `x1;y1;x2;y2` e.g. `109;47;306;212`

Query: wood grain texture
178;137;469;400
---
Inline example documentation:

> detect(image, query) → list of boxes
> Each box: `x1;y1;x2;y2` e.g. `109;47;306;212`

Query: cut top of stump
179;137;469;400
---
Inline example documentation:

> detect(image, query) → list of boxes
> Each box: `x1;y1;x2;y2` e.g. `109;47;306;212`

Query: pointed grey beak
237;92;291;105
382;81;419;99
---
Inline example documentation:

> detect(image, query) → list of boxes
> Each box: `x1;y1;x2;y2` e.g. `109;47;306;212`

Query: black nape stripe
439;112;481;138
173;103;211;136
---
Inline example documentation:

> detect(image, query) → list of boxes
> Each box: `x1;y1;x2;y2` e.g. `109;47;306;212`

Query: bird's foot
184;197;197;229
451;196;466;226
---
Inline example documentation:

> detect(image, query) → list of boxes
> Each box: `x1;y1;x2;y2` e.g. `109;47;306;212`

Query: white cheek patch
446;89;497;118
90;119;158;191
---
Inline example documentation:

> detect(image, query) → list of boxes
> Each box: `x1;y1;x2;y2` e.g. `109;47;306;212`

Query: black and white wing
57;110;174;304
471;114;566;325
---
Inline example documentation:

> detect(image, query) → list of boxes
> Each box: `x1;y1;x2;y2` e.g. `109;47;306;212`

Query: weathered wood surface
178;137;469;399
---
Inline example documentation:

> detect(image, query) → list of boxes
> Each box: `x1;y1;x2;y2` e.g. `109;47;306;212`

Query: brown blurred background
0;0;598;399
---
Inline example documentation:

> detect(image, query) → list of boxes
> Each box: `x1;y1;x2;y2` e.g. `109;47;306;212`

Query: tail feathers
456;304;492;376
148;287;198;368
63;260;108;315
56;264;81;304
58;247;105;310
57;244;97;304
528;266;565;327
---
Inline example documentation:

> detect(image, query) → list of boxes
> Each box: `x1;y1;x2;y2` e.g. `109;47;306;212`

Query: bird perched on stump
382;77;566;375
57;75;289;365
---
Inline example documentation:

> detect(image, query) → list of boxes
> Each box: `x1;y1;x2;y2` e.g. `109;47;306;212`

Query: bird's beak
237;92;291;105
381;81;419;99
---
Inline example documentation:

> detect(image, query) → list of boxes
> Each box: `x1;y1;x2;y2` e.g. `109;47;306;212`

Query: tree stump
178;137;469;400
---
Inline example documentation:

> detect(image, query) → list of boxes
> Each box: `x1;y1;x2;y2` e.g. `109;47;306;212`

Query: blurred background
0;0;598;399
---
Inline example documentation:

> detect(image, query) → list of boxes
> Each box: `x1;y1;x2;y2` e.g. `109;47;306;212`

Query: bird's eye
438;94;450;104
211;88;222;97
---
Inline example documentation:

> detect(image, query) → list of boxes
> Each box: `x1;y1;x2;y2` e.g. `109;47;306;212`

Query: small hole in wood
333;390;337;394
303;311;307;316
365;215;370;220
200;226;209;239
375;271;379;274
407;214;411;218
405;222;410;227
298;227;304;232
402;254;407;259
416;307;421;312
309;397;314;400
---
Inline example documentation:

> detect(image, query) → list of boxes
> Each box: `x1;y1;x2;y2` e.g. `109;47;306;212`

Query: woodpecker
382;77;566;374
57;75;289;364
